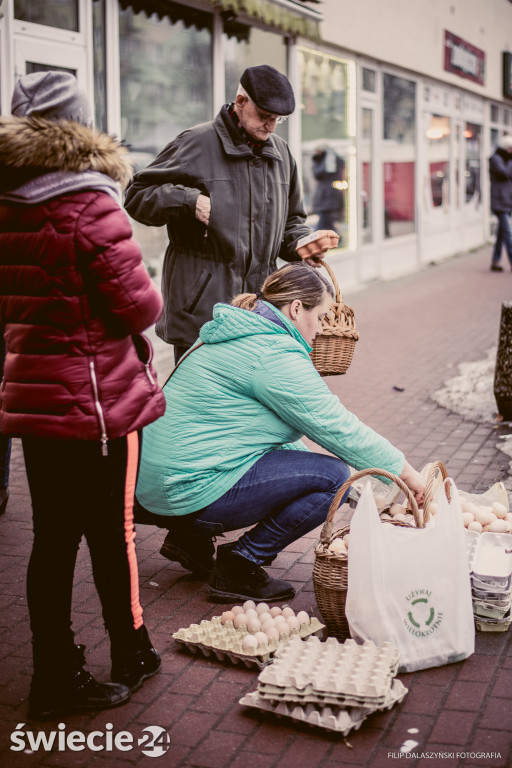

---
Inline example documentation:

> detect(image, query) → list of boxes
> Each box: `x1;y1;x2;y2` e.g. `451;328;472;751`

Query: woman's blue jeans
190;450;351;565
492;211;512;266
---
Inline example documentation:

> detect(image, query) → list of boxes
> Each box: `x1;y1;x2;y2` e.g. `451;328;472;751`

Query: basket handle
422;460;450;522
319;467;422;545
317;260;342;306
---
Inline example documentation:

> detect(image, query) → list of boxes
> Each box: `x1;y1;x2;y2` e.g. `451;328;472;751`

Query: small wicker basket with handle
313;467;425;640
310;261;359;376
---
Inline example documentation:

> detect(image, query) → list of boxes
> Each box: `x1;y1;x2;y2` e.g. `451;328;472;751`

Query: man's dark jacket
489;147;512;213
125;106;310;347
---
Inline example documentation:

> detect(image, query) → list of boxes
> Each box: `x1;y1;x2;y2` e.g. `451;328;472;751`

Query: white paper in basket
345;480;475;672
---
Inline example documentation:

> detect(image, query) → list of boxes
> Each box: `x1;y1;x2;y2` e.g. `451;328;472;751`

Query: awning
209;0;321;39
118;0;321;40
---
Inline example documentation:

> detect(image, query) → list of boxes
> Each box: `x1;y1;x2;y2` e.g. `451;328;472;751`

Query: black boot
28;644;130;720
208;542;295;603
160;529;215;578
111;625;161;692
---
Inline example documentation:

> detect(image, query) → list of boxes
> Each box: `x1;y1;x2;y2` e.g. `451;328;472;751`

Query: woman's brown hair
231;262;334;312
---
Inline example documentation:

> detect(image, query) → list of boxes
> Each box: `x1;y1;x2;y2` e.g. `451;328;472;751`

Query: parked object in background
494;300;512;421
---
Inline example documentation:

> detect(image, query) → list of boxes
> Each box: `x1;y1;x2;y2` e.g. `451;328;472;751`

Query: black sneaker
111;626;161;692
208;541;295;603
28;669;130;720
160;529;215;578
490;264;504;271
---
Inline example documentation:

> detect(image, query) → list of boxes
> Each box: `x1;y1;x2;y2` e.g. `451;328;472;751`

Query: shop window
224;25;288;141
383;74;416;238
119;5;212;274
92;0;107;132
119;7;212;162
464;122;481;209
14;0;79;32
299;48;355;249
505;110;510;126
490;128;499;150
490;104;499;123
361;107;373;243
425;114;450;210
362;68;376;93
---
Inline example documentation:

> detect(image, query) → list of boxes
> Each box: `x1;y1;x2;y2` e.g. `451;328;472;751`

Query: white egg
296;611;310;626
389;503;405;516
286;616;300;631
243;600;256;611
258;611;272;625
343;534;350;549
233;613;248;629
374;494;387;510
231;605;244;616
244;608;258;621
488;519;508;533
242;634;258;652
462;512;474;527
265;626;280;641
468;520;482;533
254;631;268;647
269;606;282;617
221;611;235;625
256;602;270;615
261;619;276;634
247;618;261;633
281;606;295;618
328;538;347;555
492;502;508;519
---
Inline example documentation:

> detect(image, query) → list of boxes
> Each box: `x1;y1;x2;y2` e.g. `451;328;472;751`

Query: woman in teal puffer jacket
136;263;425;602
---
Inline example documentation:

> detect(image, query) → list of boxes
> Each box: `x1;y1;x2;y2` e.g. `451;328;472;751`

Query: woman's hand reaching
399;461;425;505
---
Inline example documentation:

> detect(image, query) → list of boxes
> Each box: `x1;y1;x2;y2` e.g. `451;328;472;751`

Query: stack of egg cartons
239;635;407;735
471;532;512;632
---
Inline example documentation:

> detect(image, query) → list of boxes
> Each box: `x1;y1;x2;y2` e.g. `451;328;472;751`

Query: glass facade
119;6;212;166
464;122;481;209
224;25;288;140
361;107;373;243
425;114;450;210
92;0;107;132
300;48;355;248
383;74;416;238
14;0;79;31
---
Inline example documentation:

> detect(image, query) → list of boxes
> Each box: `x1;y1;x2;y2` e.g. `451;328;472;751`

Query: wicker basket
313;467;425;640
310;261;359;376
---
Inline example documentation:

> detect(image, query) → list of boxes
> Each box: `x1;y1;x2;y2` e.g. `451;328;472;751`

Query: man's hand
195;194;211;226
296;230;339;268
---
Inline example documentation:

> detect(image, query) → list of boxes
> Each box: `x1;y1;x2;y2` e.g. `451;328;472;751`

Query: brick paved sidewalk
1;246;512;768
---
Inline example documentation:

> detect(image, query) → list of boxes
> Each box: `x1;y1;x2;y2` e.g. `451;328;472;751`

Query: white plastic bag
345;480;475;672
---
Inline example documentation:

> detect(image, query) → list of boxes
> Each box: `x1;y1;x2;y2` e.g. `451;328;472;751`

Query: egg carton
239;678;408;735
471;575;512;596
172;615;325;669
465;528;480;573
459;483;509;512
472;533;512;584
475;613;512;632
256;635;399;707
473;596;512;620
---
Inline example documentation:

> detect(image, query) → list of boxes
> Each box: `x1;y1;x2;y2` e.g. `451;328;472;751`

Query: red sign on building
444;31;485;86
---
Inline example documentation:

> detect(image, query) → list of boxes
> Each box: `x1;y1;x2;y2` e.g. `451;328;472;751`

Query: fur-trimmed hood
0;116;133;193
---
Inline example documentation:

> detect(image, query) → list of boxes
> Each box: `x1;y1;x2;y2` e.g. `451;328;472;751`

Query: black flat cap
240;65;295;116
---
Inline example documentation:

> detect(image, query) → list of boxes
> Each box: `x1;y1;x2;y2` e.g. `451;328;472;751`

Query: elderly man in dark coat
489;134;512;272
125;65;338;362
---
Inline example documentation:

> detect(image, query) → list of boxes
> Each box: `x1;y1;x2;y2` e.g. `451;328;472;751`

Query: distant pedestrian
489;134;512;271
0;71;166;718
125;64;339;363
311;144;345;235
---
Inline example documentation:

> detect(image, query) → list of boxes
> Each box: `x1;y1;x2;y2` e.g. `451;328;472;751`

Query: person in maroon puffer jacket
0;71;166;719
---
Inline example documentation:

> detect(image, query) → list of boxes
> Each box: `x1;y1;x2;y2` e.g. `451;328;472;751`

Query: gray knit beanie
11;71;93;126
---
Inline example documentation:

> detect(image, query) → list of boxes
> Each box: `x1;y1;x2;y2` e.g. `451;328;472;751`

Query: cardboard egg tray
472;533;512;585
256;635;399;708
473;597;511;620
465;528;480;573
172;615;325;669
475;613;512;632
239;678;408;735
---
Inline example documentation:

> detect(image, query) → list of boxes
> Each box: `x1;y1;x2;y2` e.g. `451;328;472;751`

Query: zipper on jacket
89;359;109;456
